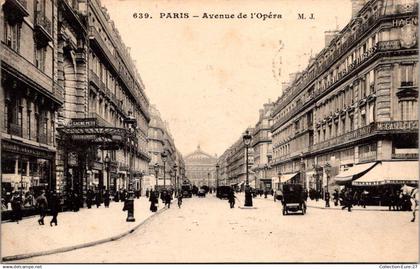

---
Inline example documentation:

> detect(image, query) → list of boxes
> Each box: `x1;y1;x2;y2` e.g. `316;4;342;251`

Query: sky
103;0;352;157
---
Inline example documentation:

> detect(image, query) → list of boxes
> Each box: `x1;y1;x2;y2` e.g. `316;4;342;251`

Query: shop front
1;139;55;216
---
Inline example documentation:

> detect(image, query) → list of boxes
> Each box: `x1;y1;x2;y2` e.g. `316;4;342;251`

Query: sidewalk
1;197;166;261
306;199;391;211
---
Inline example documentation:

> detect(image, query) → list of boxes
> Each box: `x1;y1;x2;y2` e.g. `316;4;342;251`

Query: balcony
3;0;29;23
8;123;22;137
37;133;48;144
272;40;405;132
359;151;377;163
312;121;418;152
1;44;63;105
87;112;112;127
34;11;53;47
89;70;103;90
89;27;118;72
397;81;418;100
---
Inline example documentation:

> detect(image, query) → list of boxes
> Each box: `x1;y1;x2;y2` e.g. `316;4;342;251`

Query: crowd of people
1;187;145;225
308;187;415;212
1;189;63;226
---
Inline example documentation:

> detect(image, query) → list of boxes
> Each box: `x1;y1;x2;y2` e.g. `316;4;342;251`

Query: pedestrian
104;190;110;208
165;191;172;208
72;192;79;212
341;188;353;212
49;191;60;226
161;190;166;203
333;189;339;206
146;189;150;198
325;191;330;207
389;190;396;211
360;189;368;208
95;190;102;208
264;190;268;198
149;191;158;212
177;192;183;208
228;188;236;209
303;189;308;202
396;191;402;211
120;190;126;202
23;191;35;208
11;192;23;223
86;189;94;209
35;191;48;225
353;190;360;207
114;190;120;202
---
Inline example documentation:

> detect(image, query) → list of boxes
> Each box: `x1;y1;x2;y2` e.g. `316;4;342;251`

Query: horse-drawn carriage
282;184;306;215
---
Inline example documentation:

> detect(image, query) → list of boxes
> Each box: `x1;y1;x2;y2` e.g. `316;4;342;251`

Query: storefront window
1;157;16;174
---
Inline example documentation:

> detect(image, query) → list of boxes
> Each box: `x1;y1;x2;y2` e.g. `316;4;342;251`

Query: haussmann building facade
270;0;418;201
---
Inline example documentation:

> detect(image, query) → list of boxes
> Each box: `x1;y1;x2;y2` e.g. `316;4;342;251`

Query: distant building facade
55;0;151;199
251;102;274;190
146;105;184;190
1;0;62;196
185;145;217;187
270;0;418;193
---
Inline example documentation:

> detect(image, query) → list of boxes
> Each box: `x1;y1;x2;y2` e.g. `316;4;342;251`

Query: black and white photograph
0;0;419;266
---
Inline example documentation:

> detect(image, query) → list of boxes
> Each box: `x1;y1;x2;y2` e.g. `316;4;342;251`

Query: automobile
275;190;284;200
217;186;231;199
282;184;306;215
197;189;206;197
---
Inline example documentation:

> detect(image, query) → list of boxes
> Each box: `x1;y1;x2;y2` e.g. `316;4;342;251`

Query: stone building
146;105;184;190
1;0;62;196
270;0;418;196
251;102;274;190
55;0;150;199
224;128;255;189
185;145;217;187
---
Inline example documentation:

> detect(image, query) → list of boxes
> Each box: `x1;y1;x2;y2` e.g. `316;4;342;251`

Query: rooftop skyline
104;0;352;157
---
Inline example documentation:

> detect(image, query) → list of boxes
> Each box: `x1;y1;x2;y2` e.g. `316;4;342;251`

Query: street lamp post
324;163;331;195
216;164;220;197
173;164;178;195
243;130;253;207
169;170;174;192
207;171;210;188
161;151;168;189
139;170;144;197
105;154;110;191
153;163;159;191
300;154;306;189
124;114;137;222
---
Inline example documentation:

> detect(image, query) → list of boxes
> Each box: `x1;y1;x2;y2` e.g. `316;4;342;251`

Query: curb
2;206;168;262
307;205;391;212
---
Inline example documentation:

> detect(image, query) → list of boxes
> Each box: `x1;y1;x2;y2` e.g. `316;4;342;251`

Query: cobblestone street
16;194;418;263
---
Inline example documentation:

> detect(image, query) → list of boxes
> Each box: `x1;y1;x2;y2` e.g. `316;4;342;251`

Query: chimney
259;109;264;119
324;30;340;47
351;0;367;19
281;82;290;92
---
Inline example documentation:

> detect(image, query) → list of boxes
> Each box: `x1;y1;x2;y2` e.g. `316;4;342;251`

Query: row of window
4;93;55;146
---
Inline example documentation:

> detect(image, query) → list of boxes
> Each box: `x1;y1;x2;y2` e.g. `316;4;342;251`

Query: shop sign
393;17;418;27
69;119;97;127
72;134;97;141
2;140;54;159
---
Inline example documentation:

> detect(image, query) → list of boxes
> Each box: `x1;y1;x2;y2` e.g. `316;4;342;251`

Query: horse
400;184;419;222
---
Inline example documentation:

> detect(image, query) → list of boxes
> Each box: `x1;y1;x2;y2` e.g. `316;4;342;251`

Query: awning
334;162;378;185
353;161;419;186
239;181;245;186
279;173;298;183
